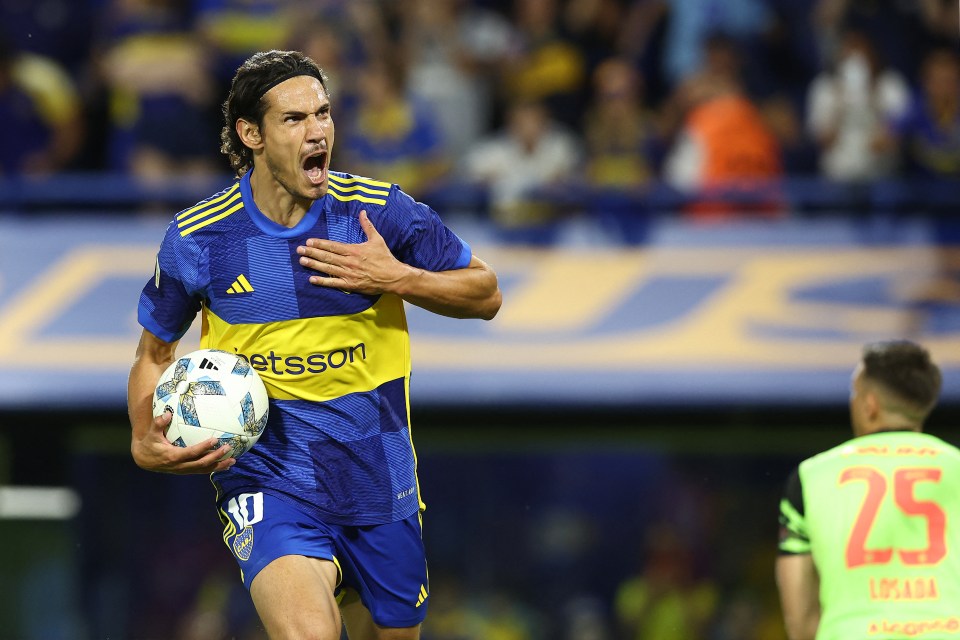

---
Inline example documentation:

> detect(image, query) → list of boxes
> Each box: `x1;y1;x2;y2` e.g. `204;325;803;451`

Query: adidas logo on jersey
226;274;254;294
198;358;219;371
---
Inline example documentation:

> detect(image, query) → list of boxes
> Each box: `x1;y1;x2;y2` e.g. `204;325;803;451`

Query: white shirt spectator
807;52;910;181
402;0;513;158
464;101;578;227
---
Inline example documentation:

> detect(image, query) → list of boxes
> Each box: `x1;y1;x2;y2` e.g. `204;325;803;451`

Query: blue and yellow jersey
138;169;472;525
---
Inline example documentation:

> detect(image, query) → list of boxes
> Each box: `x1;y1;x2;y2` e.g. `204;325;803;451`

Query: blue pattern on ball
180;394;200;427
231;358;251;377
190;380;225;396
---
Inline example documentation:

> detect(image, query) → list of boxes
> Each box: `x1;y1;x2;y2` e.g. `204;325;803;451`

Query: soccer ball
152;349;269;460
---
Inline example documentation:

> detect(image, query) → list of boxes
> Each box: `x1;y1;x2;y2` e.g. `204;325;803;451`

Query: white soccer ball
152;349;269;460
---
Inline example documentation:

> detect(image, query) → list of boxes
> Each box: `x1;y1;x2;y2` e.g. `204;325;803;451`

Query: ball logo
155;357;227;427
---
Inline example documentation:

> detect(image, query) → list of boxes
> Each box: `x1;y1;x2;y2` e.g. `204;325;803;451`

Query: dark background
3;402;958;639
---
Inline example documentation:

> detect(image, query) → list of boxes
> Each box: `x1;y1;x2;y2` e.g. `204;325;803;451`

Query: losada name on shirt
869;576;939;601
844;445;941;457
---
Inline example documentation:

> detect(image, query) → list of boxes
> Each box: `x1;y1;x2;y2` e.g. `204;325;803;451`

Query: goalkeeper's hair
862;340;942;416
220;50;329;177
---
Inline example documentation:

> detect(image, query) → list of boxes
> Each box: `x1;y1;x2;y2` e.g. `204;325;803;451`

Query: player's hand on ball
133;410;236;474
297;210;413;295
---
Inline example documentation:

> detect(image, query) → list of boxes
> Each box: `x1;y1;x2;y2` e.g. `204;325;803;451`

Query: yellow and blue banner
0;217;957;408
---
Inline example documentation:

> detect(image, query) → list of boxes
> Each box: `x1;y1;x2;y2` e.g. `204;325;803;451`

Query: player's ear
237;118;263;150
864;389;882;420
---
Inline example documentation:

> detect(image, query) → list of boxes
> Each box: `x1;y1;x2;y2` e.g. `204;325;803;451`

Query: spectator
289;18;352;113
813;0;932;80
760;93;814;175
474;592;538;640
421;576;483;640
421;578;536;640
503;0;588;129
197;1;394;89
192;0;297;86
662;34;783;219
891;48;960;180
619;0;775;93
917;0;960;53
95;0;219;181
584;57;660;190
339;55;450;200
0;36;83;175
286;6;394;116
806;28;910;182
583;57;662;242
399;0;512;158
563;0;626;70
463;99;578;236
614;523;719;640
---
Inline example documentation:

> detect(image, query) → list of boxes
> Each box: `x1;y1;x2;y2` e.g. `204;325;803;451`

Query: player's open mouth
303;151;327;185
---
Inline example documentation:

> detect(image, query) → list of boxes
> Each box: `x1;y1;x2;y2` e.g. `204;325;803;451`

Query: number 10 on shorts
226;492;265;529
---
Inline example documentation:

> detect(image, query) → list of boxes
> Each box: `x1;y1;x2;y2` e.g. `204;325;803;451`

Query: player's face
258;75;334;202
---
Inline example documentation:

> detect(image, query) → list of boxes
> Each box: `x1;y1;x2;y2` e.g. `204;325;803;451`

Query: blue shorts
218;491;429;628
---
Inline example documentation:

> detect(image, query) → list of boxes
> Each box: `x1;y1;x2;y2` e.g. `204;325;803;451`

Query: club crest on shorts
232;526;254;561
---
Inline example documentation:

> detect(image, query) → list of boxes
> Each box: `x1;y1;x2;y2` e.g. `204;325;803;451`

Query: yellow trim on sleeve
326;190;387;206
180;201;245;236
327;178;390;197
177;184;240;220
328;174;392;189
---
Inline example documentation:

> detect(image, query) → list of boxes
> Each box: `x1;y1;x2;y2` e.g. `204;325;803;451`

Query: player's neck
249;171;312;228
863;425;921;436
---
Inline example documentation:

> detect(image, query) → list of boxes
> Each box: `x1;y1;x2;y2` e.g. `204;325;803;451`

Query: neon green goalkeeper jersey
779;430;960;639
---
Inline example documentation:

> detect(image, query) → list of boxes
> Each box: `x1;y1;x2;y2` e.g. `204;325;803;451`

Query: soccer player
777;340;960;640
127;50;501;640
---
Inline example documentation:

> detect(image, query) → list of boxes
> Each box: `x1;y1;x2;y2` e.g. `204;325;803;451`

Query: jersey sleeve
779;467;811;555
137;222;204;343
378;186;472;272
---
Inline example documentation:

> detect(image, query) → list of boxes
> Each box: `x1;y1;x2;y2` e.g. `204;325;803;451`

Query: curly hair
220;50;329;177
862;340;942;415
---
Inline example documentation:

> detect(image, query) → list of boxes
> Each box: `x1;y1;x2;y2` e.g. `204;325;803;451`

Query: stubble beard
265;153;325;205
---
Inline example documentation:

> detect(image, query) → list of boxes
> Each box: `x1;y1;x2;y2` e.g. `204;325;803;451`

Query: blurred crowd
3;0;960;233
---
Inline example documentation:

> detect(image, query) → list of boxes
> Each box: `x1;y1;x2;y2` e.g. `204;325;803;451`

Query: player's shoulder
916;432;960;461
165;180;245;244
797;439;854;476
802;431;960;473
327;170;398;212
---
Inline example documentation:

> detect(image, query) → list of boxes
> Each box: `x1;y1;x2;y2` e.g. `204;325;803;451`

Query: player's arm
297;210;501;320
776;554;821;640
392;253;500;320
128;329;235;474
776;467;820;640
